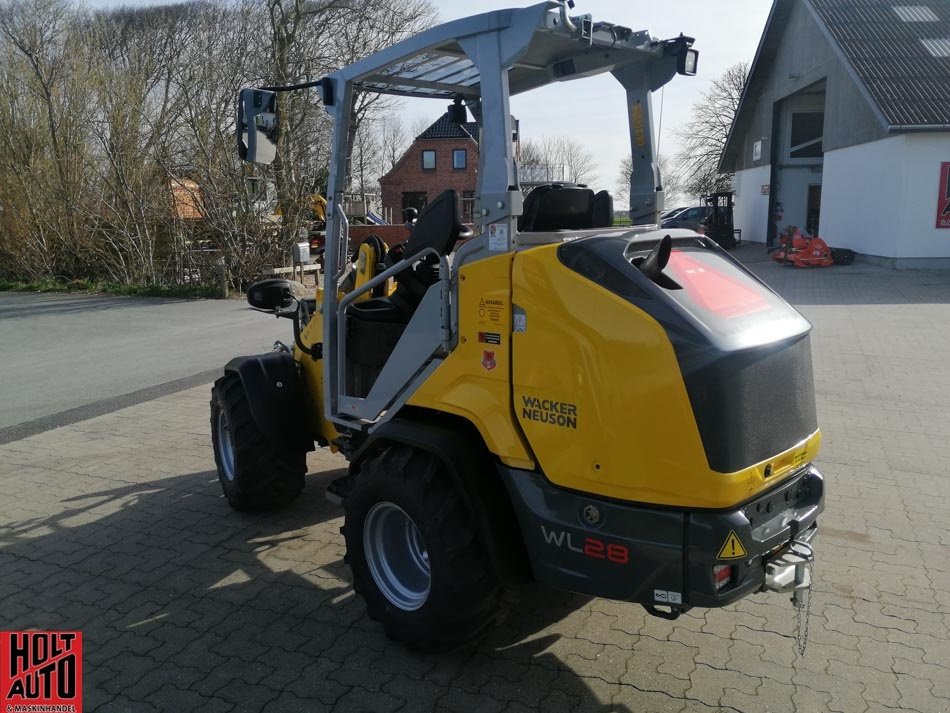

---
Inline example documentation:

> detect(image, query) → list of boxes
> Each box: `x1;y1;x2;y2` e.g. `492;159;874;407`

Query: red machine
772;226;835;268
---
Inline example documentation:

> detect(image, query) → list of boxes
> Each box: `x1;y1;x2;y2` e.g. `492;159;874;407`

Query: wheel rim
216;410;236;481
363;502;430;611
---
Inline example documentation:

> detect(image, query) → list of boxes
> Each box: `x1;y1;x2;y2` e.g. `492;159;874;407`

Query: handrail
335;247;451;408
333;203;350;282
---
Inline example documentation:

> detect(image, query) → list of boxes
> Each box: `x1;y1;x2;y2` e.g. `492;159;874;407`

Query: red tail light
713;564;734;591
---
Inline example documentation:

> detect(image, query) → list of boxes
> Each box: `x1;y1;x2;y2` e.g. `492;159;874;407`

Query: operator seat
389;189;471;308
519;183;614;231
344;189;470;397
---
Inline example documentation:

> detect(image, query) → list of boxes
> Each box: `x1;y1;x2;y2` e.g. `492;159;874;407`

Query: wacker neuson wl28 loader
213;0;824;650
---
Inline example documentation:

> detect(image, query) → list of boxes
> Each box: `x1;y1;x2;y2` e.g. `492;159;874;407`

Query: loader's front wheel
343;444;509;651
210;373;305;510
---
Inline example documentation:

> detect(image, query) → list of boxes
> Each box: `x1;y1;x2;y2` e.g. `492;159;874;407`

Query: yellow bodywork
298;240;820;509
352;240;393;300
508;243;820;509
297;298;339;449
408;253;535;470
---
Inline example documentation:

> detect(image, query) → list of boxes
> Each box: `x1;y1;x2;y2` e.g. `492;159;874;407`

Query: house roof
416;112;479;141
810;0;950;129
722;0;950;171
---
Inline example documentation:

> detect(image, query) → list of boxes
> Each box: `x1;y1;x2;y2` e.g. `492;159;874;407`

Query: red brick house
380;113;479;224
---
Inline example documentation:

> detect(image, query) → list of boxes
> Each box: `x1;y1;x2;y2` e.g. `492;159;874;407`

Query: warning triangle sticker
717;530;748;560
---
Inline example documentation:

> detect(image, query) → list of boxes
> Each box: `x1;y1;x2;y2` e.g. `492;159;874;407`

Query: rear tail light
713;564;734;591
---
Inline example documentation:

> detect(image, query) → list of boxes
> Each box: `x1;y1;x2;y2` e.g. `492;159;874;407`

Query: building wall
897;133;950;260
820;133;950;262
734;164;772;243
731;0;885;174
348;224;410;250
380;137;478;223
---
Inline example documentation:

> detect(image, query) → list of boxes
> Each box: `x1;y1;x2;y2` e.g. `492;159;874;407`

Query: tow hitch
763;529;817;655
764;539;814;604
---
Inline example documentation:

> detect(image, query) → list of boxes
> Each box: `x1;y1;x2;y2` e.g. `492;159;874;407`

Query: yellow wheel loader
214;0;824;650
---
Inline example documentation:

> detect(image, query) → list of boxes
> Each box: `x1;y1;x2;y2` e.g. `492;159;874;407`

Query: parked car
661;205;710;231
660;206;689;221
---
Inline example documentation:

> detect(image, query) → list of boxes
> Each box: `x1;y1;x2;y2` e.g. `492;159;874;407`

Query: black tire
343;444;510;651
210;372;305;510
832;248;856;265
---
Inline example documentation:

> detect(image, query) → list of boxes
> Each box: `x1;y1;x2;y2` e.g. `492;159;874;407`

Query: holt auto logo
1;631;83;712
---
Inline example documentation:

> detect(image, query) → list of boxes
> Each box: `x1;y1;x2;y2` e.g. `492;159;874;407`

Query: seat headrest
519;184;596;231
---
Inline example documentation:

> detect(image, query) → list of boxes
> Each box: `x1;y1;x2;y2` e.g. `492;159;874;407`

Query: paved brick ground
2;248;949;712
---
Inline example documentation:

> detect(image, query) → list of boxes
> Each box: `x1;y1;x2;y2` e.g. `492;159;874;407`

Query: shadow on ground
0;467;627;713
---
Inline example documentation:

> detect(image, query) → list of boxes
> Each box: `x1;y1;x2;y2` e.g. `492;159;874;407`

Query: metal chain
795;561;814;657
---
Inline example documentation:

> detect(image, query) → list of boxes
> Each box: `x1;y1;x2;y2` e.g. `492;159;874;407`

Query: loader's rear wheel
343;444;509;651
210;373;305;510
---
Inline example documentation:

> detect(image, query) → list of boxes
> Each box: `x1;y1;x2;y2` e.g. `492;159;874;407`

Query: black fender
349;412;531;588
224;352;313;453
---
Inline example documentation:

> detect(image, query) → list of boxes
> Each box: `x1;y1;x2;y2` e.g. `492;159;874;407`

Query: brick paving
2;248;949;712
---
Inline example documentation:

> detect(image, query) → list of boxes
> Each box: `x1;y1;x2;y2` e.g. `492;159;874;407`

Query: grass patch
0;278;220;299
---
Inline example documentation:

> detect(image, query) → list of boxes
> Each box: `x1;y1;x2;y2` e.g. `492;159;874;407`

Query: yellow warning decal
717;531;748;560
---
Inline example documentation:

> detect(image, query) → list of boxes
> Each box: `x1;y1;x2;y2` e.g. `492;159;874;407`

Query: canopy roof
338;2;663;100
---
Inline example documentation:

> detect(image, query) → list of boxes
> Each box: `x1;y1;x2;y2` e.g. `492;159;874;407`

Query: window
421;149;436;170
789;112;824;159
461;191;475;222
453;149;467;170
402;191;427;213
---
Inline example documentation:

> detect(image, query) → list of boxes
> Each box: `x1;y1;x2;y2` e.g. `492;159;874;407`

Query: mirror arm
258;77;333;105
289;300;314;357
259;79;322;92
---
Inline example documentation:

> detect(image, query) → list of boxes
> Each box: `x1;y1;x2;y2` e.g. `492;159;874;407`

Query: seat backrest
592;190;614;228
403;189;464;260
519;184;596;231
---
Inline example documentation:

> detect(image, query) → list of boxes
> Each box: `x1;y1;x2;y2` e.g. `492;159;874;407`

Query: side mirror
237;88;278;164
247;278;295;311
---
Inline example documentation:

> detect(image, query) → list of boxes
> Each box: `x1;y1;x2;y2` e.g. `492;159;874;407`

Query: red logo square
1;631;83;712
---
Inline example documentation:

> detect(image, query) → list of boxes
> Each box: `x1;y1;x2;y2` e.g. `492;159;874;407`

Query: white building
720;0;950;268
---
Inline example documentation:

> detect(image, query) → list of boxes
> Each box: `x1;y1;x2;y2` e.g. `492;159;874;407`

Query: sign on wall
938;162;950;229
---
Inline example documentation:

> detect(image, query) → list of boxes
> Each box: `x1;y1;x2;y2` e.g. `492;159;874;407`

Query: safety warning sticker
478;331;501;345
478;297;505;324
717;531;748;560
488;223;508;251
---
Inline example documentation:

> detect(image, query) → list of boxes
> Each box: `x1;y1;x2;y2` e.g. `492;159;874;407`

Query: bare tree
673;61;748;197
0;0;94;277
519;135;597;185
378;113;409;174
616;153;682;207
408;115;430;139
0;0;437;289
